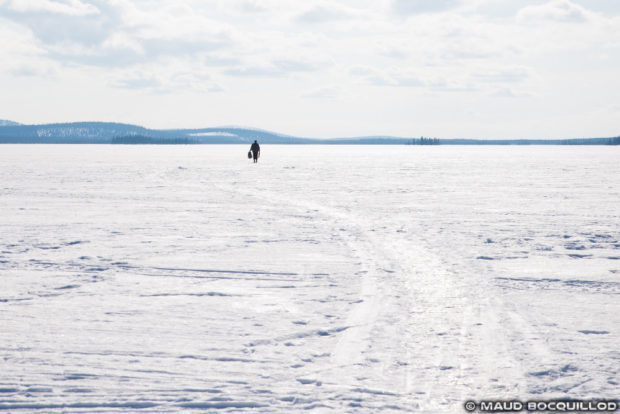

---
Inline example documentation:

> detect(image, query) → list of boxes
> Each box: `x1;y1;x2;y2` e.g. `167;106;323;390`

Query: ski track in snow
0;145;619;412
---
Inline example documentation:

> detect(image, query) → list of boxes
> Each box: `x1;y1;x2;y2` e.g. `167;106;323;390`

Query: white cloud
101;32;144;55
0;0;99;16
0;0;234;64
224;56;326;78
224;65;281;77
0;0;120;46
391;0;462;15
110;66;223;94
0;0;618;138
111;74;161;90
349;65;426;87
349;65;397;86
490;87;534;98
238;0;267;14
295;4;350;23
302;85;340;99
349;62;535;94
472;66;533;83
516;0;591;24
0;17;59;77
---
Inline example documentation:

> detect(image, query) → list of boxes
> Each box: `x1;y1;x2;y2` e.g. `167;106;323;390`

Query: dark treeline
439;137;616;145
111;135;195;145
607;137;620;145
407;137;440;145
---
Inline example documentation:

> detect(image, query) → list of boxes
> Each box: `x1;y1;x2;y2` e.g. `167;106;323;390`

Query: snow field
0;145;618;412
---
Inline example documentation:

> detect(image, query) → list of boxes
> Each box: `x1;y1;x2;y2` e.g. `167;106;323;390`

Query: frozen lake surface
1;145;619;412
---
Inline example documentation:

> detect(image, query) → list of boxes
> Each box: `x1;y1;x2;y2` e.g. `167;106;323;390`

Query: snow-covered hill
0;122;410;144
0;119;21;126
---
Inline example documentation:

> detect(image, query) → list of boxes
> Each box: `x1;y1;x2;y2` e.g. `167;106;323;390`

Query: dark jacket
250;142;260;155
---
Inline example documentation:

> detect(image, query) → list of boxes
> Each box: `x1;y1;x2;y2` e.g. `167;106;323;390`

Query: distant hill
0;122;153;144
0;122;412;144
0;120;21;127
436;138;617;145
111;135;195;145
0;121;617;145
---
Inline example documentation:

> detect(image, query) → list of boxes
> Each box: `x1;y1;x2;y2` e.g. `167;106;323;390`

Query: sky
1;0;619;139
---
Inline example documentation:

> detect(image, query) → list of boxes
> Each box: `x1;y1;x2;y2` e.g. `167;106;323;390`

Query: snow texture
0;145;618;412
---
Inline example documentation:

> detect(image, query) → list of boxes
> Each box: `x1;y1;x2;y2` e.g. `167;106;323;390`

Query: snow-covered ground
1;145;618;412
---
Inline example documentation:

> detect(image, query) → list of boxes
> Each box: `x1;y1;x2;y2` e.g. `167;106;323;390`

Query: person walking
250;140;260;163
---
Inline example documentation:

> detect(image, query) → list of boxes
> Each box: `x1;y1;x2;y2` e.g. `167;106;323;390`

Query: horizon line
1;120;618;142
